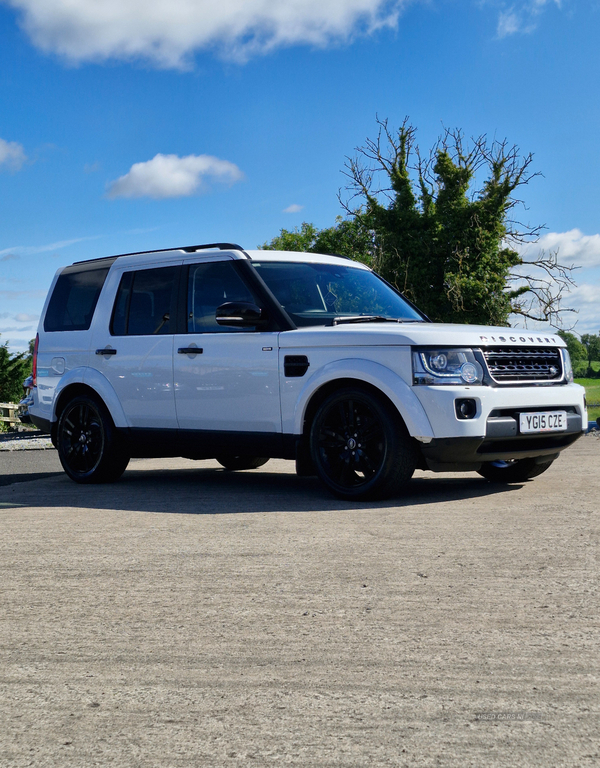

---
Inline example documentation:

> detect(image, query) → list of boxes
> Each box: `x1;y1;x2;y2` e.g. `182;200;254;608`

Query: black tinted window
252;262;424;327
111;266;177;336
188;261;256;333
44;268;109;332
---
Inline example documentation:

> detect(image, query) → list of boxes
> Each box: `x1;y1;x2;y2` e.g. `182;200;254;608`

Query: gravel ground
0;435;598;767
0;435;54;451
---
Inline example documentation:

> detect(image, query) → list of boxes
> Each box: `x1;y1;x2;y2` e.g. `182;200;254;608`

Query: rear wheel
216;456;269;471
310;386;416;501
477;457;555;483
57;395;130;483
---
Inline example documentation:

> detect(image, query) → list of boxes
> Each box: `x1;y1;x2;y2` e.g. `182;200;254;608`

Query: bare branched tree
339;116;576;328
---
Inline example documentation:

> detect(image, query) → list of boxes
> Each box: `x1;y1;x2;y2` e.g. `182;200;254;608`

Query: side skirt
120;428;299;461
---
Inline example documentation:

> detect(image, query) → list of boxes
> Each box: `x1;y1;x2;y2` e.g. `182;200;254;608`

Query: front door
173;259;281;434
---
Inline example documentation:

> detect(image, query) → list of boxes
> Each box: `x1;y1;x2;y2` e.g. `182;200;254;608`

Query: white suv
29;243;586;499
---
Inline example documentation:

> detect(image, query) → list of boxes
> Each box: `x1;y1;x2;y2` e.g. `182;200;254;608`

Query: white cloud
0;289;47;300
0;137;27;170
14;313;40;322
0;325;35;332
516;229;600;269
497;10;521;36
497;0;561;38
0;236;100;260
283;203;304;213
509;230;600;334
564;282;600;336
106;153;244;199
4;0;404;68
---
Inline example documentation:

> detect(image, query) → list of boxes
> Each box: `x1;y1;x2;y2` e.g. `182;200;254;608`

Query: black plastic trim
284;355;310;377
64;257;118;272
420;429;583;468
29;415;52;434
181;243;244;253
120;428;298;460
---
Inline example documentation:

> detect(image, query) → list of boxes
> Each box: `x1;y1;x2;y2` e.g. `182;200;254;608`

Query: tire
477;457;555;483
57;395;130;483
216;456;270;471
309;386;416;501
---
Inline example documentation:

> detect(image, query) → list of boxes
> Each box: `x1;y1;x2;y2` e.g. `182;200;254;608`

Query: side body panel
30;267;93;426
86;259;179;429
279;347;435;439
173;333;282;432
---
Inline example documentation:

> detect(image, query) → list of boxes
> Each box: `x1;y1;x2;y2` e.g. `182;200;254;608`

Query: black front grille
482;346;563;383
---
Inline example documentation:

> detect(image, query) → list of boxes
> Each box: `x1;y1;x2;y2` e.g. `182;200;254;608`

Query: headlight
413;347;484;386
561;348;574;383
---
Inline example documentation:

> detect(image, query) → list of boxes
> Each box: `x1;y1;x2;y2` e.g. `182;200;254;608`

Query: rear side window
111;266;177;336
44;268;110;332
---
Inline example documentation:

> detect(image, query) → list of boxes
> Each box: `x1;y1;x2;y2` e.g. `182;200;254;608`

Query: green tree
0;337;32;404
341;118;575;326
261;217;374;265
261;222;320;252
580;332;600;376
557;331;587;362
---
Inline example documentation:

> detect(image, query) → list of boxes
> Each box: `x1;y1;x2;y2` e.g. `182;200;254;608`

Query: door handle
178;347;203;355
96;348;117;355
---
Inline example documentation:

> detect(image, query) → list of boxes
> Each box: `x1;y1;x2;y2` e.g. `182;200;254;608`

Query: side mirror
215;302;268;328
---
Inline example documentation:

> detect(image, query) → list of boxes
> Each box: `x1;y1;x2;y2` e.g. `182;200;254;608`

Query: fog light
456;398;477;420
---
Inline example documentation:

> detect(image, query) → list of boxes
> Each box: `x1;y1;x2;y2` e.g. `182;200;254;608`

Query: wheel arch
300;378;397;438
290;359;434;440
52;368;128;439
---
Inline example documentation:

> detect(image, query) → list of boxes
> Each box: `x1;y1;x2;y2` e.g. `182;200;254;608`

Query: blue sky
1;0;599;353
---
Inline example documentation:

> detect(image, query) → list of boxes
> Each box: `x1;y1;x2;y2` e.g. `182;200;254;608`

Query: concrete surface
0;435;598;767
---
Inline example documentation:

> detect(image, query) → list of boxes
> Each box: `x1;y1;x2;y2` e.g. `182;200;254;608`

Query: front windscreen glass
252;261;425;327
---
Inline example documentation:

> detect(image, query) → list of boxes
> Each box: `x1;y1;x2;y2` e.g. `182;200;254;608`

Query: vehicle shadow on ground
0;472;62;487
0;462;522;514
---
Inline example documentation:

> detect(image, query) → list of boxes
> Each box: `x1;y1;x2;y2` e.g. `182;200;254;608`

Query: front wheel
477;457;555;483
57;395;130;483
309;386;416;501
216;456;269;471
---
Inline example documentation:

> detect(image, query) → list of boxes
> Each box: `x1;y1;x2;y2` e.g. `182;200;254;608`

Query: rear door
173;258;281;434
89;263;179;429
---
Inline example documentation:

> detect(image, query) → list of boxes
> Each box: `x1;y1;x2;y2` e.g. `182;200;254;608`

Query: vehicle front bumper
412;382;586;471
419;428;583;471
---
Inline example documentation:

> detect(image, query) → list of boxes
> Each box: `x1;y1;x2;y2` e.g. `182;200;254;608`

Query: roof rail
182;242;244;253
73;242;244;265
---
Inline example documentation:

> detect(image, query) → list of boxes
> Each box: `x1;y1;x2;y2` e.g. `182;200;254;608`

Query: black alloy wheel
215;456;270;471
477;457;555;483
310;386;416;500
57;395;130;483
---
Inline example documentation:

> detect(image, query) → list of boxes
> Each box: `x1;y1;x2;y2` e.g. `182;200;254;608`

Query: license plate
519;411;567;434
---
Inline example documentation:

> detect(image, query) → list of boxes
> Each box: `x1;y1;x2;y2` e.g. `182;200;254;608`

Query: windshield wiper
333;315;405;326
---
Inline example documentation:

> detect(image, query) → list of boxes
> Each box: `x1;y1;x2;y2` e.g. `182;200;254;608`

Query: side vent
284;355;310;378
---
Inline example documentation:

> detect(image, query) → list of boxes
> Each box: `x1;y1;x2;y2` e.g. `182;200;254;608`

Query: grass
575;377;600;423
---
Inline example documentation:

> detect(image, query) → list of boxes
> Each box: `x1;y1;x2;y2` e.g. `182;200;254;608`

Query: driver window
188;261;256;333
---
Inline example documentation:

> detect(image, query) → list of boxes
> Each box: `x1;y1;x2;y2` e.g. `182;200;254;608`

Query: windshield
252;261;425;327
